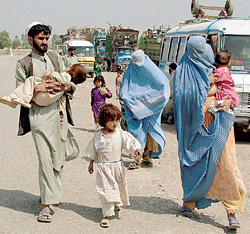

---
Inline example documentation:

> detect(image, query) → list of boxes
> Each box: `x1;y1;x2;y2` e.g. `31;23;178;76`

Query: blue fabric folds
120;53;170;157
173;36;235;208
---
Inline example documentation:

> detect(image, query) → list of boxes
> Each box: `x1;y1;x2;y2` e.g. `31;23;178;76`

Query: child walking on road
0;64;87;109
208;50;240;114
86;104;142;228
91;75;112;124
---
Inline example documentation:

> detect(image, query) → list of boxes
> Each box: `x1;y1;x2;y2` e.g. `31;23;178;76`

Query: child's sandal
128;161;140;170
100;217;110;228
114;206;121;213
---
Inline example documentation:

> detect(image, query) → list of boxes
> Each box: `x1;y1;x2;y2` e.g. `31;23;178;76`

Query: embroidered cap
26;21;42;36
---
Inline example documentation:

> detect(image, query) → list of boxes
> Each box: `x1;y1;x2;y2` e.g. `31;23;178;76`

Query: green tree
21;33;31;49
12;36;21;49
0;30;11;49
50;34;62;49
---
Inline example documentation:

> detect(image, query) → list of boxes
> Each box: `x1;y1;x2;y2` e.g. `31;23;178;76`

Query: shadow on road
72;127;95;133
0;189;102;223
126;196;232;233
59;202;101;223
0;189;40;215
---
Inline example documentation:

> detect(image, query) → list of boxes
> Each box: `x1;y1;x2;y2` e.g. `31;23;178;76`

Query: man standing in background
63;46;78;67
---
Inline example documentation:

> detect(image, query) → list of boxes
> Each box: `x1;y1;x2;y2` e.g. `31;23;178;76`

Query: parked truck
105;28;139;71
139;28;168;66
93;29;107;64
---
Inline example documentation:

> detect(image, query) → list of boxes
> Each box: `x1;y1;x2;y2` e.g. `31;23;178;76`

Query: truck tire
191;0;199;14
225;0;234;16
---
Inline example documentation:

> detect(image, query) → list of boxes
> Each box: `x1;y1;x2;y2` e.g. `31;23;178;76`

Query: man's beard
33;39;48;54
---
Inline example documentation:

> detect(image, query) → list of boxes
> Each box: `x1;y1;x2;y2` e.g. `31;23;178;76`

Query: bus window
161;37;170;62
176;37;186;62
168;37;179;62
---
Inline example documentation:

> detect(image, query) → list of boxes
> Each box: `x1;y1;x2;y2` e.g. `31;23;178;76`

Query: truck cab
114;46;133;69
57;40;95;78
159;18;250;131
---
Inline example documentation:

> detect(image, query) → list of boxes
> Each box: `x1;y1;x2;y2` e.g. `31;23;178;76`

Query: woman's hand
217;99;232;111
209;73;219;85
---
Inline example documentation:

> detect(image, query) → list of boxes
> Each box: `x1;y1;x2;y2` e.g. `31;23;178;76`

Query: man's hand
33;79;65;97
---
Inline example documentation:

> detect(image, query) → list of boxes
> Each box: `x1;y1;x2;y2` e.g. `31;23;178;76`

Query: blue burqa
174;36;235;208
120;50;170;157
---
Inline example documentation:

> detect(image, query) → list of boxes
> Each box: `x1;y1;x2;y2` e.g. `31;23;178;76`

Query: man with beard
15;21;79;223
63;46;78;67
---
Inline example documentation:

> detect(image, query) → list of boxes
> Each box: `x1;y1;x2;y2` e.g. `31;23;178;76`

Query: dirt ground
0;53;249;234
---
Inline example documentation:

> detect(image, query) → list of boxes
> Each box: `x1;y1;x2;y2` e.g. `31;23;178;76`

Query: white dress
86;128;141;206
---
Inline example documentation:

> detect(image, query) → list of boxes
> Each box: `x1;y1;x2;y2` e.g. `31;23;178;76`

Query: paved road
0;54;249;234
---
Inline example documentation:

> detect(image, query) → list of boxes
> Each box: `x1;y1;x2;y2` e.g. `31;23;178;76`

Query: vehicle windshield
118;48;133;54
75;46;94;57
223;35;250;71
99;40;106;47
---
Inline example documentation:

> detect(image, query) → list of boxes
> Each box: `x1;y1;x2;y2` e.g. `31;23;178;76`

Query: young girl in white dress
86;104;142;228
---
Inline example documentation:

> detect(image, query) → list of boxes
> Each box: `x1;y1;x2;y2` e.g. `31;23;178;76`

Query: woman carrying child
86;104;142;228
174;36;246;230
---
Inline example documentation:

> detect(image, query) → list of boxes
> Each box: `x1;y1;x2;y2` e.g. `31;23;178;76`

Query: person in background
163;62;177;124
115;69;127;131
91;75;112;126
9;47;14;59
87;104;142;228
15;21;80;223
120;50;170;169
64;46;78;67
94;61;102;76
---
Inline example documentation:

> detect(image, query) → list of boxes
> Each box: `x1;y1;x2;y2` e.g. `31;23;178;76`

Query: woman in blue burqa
120;50;170;168
174;36;246;229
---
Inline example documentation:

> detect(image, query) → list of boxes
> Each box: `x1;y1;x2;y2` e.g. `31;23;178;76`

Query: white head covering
131;49;145;66
25;21;42;36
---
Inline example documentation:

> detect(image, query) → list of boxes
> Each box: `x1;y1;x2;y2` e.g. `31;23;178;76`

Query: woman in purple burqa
91;75;112;123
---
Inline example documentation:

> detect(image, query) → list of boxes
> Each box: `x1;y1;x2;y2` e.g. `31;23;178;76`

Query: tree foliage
0;30;11;49
12;36;21;49
50;34;62;49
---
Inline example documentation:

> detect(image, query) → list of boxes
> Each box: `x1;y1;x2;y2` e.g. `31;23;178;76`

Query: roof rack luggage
191;0;234;19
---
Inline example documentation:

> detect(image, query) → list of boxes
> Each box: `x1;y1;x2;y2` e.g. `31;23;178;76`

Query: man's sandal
229;218;240;230
100;218;110;228
37;208;53;223
181;206;193;217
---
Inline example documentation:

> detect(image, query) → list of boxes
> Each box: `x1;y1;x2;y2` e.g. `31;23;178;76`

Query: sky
1;0;250;39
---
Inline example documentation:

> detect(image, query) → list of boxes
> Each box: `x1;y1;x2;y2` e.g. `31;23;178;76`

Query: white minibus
159;18;250;131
